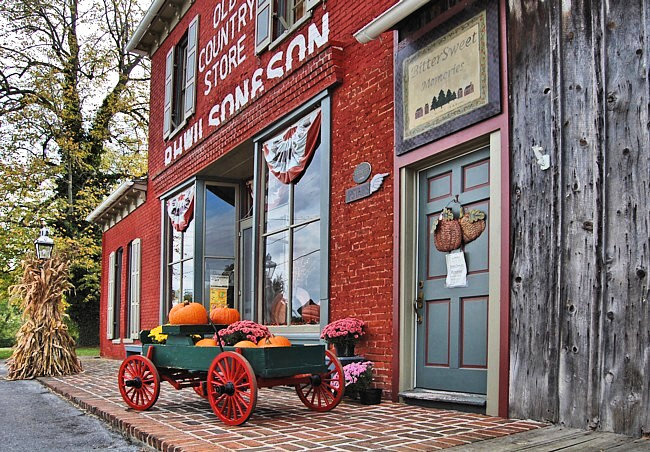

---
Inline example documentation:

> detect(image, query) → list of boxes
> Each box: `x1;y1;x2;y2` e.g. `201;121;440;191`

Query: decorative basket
433;208;462;252
459;208;486;244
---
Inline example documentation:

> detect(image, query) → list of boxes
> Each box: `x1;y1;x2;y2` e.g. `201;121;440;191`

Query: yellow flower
148;325;168;343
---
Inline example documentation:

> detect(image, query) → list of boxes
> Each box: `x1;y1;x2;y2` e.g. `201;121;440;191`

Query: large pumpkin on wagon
168;301;208;325
209;307;240;325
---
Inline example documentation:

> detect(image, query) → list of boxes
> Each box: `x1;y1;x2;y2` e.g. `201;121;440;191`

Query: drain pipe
353;0;433;44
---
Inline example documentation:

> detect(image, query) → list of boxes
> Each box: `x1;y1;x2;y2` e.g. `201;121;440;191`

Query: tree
437;89;447;106
0;0;149;344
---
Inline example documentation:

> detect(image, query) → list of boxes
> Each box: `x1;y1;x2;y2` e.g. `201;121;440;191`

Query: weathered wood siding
508;0;650;437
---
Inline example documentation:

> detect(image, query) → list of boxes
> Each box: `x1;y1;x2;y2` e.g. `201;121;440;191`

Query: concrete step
399;388;486;414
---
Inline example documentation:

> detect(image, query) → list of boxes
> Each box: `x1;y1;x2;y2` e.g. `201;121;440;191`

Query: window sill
267;12;313;53
165;118;188;142
122;338;134;344
268;324;320;335
111;339;121;344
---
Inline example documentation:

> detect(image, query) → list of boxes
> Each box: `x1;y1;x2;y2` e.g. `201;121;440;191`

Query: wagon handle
208;317;225;353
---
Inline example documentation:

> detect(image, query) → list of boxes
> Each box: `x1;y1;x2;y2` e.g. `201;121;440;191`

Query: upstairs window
255;0;320;53
163;15;199;139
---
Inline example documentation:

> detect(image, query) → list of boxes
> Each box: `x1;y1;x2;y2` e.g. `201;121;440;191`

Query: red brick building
88;0;650;434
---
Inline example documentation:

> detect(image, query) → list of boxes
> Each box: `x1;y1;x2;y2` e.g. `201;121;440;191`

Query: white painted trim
354;0;433;44
485;130;502;416
86;179;147;229
126;0;167;54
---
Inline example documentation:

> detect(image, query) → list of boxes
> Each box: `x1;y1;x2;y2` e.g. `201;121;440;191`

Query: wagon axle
213;381;235;396
124;377;142;389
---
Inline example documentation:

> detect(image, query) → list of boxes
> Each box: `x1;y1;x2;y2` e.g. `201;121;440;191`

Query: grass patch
0;347;99;360
76;347;99;357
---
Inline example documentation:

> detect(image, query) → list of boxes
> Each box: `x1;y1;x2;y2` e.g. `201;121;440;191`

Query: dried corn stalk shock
6;256;82;380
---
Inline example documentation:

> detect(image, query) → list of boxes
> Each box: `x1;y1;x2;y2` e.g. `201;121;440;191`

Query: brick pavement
38;358;545;451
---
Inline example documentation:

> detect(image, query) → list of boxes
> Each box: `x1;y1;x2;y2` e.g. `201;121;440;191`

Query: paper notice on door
445;251;468;288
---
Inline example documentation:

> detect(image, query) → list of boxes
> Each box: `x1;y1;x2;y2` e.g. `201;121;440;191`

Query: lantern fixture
34;221;54;260
264;254;277;280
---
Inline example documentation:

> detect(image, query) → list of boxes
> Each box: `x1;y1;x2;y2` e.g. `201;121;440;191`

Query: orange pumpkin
261;335;291;347
233;340;257;348
195;338;218;347
210;307;240;325
168;301;208;325
301;304;320;324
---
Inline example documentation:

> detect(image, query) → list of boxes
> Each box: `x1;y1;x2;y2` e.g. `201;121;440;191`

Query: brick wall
100;0;398;391
99;196;160;359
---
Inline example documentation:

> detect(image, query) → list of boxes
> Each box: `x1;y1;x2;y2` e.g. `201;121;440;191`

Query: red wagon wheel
118;355;160;410
207;351;258;425
295;349;344;412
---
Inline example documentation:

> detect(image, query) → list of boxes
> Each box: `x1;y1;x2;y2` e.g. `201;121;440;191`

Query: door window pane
293;146;321;224
204;258;235;308
292;221;320;324
263;231;289;325
241;226;254;320
205;186;236;257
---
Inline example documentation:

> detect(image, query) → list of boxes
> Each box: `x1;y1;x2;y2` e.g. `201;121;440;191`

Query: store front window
164;185;196;314
261;106;324;327
168;217;194;305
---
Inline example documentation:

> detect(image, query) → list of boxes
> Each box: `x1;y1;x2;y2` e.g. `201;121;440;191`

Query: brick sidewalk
38;357;545;451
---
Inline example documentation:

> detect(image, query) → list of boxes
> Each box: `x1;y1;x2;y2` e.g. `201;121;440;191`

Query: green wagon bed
117;324;344;425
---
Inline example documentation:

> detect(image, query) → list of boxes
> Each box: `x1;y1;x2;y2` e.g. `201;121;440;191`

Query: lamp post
34;221;54;260
264;253;277;280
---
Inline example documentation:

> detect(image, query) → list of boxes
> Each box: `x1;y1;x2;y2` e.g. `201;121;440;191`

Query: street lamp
264;253;277;280
34;221;54;260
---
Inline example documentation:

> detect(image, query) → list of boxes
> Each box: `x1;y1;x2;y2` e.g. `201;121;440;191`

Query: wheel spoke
217;361;228;380
235;382;250;391
211;367;226;385
232;366;246;385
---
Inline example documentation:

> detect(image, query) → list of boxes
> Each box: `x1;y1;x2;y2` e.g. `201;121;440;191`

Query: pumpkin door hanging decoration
432;200;486;252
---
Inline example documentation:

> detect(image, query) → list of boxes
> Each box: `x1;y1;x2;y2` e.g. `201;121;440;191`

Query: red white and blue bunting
263;108;321;184
167;185;195;232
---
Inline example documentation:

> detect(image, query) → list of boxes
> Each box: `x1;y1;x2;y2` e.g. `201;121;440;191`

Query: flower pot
335;342;355;357
360;388;382;405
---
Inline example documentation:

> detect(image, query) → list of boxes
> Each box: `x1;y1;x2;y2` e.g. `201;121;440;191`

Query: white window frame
255;0;320;54
106;251;116;340
129;239;142;340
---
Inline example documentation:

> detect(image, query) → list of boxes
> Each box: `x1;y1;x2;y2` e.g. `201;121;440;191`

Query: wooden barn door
415;147;490;394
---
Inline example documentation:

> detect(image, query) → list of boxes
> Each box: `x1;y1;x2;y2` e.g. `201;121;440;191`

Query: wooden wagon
117;325;344;425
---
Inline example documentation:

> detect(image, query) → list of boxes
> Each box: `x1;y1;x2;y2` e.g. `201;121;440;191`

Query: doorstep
400;388;487;414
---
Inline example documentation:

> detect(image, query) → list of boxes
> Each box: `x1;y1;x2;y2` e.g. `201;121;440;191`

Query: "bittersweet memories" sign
395;1;500;155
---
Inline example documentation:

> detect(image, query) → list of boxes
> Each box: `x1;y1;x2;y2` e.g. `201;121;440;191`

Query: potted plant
343;361;382;404
320;317;366;357
217;320;272;345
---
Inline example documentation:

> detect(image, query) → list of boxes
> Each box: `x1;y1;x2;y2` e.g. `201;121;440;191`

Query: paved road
0;360;147;452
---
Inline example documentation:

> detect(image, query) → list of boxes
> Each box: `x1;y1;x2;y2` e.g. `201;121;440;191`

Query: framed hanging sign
395;0;500;155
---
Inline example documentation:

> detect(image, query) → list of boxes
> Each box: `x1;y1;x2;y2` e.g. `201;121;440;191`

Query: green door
416;147;490;394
